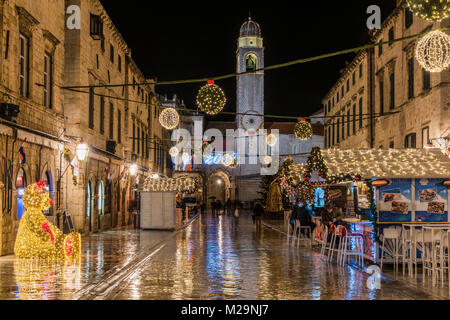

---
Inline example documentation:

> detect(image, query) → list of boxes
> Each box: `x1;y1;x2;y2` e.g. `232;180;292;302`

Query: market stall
274;147;450;262
140;175;201;230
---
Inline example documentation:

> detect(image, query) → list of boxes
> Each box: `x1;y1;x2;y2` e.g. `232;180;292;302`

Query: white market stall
278;148;450;262
140;175;200;231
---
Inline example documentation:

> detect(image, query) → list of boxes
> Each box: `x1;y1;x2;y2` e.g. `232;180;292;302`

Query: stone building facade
0;0;67;255
323;0;450;151
63;0;170;234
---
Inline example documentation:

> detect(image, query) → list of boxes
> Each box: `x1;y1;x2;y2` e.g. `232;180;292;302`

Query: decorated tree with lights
304;147;328;183
14;181;81;260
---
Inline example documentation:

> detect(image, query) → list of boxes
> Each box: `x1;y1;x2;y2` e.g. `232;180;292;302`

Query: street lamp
76;142;89;162
129;164;138;176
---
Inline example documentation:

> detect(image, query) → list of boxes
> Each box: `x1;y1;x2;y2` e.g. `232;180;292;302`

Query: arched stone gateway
206;170;232;210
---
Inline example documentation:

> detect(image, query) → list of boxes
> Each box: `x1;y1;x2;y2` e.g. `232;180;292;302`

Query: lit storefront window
16;168;27;220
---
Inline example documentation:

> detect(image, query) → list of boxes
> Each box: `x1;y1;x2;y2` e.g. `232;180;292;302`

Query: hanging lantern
406;0;450;22
267;134;278;147
169;147;179;157
415;30;450;73
159;108;180;130
196;81;227;115
294;119;313;141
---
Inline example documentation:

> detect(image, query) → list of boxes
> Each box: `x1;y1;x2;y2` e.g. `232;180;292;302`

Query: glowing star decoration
14;181;81;261
267;134;278;147
159;108;180;130
406;0;450;22
169;146;179;157
415;30;450;73
294;119;313;141
196;81;227;115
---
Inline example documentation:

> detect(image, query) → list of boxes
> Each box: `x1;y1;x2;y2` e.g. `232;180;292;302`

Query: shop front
276;148;450;263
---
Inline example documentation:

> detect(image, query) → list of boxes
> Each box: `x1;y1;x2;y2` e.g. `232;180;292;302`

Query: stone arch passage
206;171;232;210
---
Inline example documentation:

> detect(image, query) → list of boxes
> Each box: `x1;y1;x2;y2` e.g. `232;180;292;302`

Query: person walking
253;201;264;233
290;200;302;235
217;200;223;216
211;200;217;216
226;199;232;215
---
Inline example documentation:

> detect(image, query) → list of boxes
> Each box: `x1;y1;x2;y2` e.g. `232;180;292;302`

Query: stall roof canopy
290;149;450;180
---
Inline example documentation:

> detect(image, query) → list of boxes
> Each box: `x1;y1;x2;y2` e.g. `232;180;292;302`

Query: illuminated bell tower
235;18;264;202
236;17;264;132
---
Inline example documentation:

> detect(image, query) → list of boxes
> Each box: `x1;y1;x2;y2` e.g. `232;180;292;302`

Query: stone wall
323;1;450;150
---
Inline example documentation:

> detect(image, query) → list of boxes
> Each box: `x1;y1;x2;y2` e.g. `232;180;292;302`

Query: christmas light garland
142;175;200;193
407;0;450;22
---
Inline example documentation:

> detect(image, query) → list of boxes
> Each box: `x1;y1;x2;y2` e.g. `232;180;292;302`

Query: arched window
246;55;257;72
16;168;27;220
87;182;91;218
98;181;104;215
42;171;54;216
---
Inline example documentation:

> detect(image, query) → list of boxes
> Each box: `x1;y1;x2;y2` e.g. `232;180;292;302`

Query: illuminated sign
203;152;238;166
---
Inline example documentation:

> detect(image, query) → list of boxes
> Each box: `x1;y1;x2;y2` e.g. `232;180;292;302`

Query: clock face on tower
241;110;263;131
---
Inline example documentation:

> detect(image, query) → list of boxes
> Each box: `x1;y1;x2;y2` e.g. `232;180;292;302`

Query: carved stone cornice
386;58;397;74
43;29;60;46
15;6;39;32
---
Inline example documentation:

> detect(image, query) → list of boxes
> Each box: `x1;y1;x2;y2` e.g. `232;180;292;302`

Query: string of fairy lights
60;2;450;161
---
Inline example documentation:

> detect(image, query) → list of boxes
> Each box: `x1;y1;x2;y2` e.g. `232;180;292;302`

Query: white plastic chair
320;225;329;258
340;229;364;267
327;225;342;262
297;222;312;248
380;226;402;272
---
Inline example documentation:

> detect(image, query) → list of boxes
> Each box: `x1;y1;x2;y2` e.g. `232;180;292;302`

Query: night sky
100;1;396;121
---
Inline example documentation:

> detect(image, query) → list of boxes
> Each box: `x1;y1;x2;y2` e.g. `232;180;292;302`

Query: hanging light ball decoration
264;156;273;165
159;108;180;130
415;30;450;73
182;152;191;163
267;134;278;147
222;153;234;167
294;119;313;141
406;0;450;22
196;80;227;115
169;147;179;157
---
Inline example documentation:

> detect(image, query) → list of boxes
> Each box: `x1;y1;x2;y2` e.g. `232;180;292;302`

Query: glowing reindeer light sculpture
14;181;81;261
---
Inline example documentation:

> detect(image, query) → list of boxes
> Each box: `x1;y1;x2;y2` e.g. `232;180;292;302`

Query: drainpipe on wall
368;46;375;148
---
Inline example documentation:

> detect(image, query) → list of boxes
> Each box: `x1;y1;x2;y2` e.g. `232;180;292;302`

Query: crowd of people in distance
210;199;242;216
205;196;347;237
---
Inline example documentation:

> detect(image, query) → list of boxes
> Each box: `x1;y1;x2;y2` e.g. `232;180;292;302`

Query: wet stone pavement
0;213;449;300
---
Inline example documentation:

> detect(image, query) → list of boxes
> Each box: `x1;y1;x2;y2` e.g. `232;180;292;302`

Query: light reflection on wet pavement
0;213;449;300
0;228;169;300
108;214;449;300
